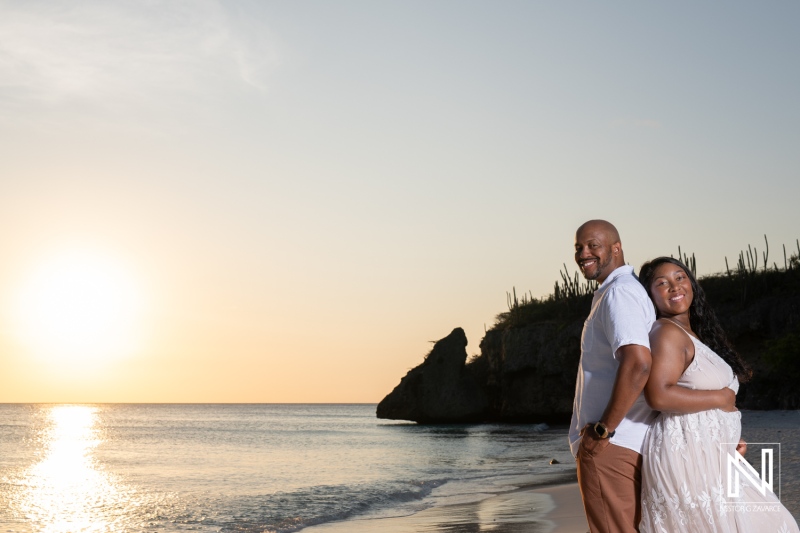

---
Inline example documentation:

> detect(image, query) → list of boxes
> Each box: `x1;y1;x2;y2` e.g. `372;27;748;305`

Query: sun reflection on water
14;405;122;532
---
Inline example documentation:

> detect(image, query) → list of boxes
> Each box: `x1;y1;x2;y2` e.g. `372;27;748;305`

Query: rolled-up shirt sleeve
602;285;654;359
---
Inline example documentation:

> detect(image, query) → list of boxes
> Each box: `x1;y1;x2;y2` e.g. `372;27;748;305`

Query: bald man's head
574;220;625;283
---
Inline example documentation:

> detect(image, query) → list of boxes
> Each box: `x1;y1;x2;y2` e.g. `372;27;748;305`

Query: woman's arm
644;322;736;413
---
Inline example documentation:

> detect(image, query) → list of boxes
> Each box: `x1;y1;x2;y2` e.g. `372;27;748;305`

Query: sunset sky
1;1;798;403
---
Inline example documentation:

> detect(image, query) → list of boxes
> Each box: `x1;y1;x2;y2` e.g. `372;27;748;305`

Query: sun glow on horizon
6;405;133;531
13;250;146;365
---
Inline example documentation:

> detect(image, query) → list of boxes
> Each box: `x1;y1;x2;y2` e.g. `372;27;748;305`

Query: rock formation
376;328;489;423
478;319;583;422
378;268;800;423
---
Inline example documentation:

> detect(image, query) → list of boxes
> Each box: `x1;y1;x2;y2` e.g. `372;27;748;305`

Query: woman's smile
650;264;693;317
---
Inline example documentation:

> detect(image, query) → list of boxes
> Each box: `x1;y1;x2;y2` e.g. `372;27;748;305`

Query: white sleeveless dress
640;326;799;533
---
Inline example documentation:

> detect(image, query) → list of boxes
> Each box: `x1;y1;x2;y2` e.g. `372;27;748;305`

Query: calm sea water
0;405;800;533
0;404;576;533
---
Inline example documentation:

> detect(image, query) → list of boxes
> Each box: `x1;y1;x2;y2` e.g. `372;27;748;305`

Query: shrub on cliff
488;239;800;412
494;265;595;330
495;239;800;333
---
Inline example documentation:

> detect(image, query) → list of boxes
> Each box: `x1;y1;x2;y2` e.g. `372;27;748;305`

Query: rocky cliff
376;328;489;423
377;321;585;424
477;320;583;422
378;267;800;423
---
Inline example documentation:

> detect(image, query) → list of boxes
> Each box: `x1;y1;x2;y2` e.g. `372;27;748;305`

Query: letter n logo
727;448;774;498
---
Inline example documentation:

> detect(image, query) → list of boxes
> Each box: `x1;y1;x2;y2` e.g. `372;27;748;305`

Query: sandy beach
304;481;588;533
305;410;800;533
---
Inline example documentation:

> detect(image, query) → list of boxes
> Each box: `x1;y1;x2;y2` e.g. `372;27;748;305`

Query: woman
637;257;798;533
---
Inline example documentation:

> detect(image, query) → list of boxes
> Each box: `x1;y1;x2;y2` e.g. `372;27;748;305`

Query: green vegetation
763;325;800;381
703;237;800;309
494;238;800;332
494;264;596;329
755;321;800;409
725;235;800;275
460;236;800;413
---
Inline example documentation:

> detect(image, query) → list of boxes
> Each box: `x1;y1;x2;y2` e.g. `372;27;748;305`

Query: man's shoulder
592;274;651;320
602;270;649;300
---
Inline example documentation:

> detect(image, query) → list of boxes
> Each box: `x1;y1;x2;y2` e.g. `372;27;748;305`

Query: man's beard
581;254;612;281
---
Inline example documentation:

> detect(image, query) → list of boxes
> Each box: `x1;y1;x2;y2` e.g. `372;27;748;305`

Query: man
569;220;656;533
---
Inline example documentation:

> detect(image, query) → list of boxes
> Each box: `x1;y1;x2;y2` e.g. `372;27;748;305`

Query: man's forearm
600;345;651;431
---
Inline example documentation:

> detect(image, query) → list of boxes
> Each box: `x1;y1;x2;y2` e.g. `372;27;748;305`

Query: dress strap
661;318;700;374
661;317;698;341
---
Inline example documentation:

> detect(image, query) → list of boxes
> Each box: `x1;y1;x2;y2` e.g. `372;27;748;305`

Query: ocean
0;404;576;533
3;404;797;532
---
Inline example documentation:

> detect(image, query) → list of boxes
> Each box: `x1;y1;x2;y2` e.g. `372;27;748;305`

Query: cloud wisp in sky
0;0;279;108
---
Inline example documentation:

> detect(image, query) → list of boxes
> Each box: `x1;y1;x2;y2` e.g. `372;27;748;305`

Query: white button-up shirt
569;265;657;457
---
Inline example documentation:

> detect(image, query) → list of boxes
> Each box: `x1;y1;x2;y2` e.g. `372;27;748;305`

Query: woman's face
649;262;694;318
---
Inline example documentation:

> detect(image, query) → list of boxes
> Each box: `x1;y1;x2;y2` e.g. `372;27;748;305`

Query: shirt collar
598;264;634;290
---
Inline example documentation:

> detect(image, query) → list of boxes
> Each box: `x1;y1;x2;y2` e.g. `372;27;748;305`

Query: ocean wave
209;479;447;533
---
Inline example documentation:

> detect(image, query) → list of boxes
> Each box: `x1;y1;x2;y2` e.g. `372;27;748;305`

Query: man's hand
736;438;747;456
579;423;612;456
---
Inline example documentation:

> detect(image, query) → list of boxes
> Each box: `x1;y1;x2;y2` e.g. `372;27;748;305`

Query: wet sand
304;482;588;533
531;483;588;533
306;410;798;532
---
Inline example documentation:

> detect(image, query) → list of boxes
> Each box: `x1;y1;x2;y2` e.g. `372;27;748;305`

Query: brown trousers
576;440;643;533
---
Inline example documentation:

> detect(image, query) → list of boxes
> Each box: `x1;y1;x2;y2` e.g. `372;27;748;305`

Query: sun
13;250;145;364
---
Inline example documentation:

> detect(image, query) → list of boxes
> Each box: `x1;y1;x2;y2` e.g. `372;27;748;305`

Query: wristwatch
593;422;616;439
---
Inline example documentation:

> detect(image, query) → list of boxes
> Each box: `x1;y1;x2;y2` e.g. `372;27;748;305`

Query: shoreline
303;480;588;533
531;483;588;533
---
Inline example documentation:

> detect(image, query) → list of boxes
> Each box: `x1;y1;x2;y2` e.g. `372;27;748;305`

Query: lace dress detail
640;329;799;532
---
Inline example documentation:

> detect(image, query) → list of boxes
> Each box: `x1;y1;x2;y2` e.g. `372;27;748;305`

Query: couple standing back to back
569;219;799;533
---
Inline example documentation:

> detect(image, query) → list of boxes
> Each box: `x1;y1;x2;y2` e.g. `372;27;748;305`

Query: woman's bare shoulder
650;319;692;352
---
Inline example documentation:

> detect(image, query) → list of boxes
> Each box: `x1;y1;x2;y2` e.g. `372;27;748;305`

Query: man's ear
612;243;621;255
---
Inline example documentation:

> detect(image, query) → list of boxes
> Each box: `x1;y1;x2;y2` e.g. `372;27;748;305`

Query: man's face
574;226;617;283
